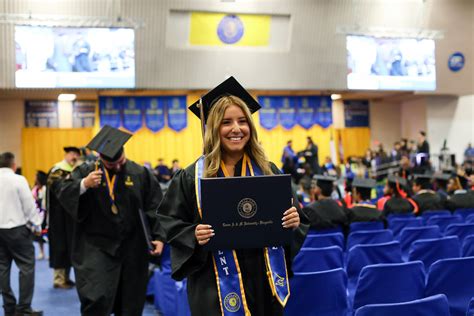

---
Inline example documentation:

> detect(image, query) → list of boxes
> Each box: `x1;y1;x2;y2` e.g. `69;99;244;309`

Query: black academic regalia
382;197;415;217
303;199;348;231
446;191;474;211
346;203;384;223
157;158;308;316
57;160;162;316
46;165;74;269
412;191;445;214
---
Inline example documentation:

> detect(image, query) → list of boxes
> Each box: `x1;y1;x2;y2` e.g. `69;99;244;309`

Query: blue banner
166;96;187;132
296;97;317;129
143;97;165;133
315;96;333;128
122;97;143;132
257;97;279;130
72;101;96;128
344;100;370;127
25;101;59;127
278;97;297;130
99;97;121;128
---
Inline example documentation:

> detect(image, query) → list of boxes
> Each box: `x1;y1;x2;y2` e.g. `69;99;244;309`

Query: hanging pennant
122;97;143;132
315;96;333;128
296;97;316;129
278;97;297;130
143;97;165;133
99;97;121;128
166;96;187;131
257;96;279;130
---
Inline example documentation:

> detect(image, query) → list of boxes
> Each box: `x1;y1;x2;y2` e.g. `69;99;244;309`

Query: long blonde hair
203;95;272;177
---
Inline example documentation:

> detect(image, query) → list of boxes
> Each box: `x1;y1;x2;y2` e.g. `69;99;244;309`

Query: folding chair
445;223;474;243
462;234;474;257
303;233;344;250
399;225;441;257
352;261;425;311
408;236;461;270
421;210;452;223
307;227;343;235
386;213;415;220
425;257;474;316
285;269;348;316
354;294;450;316
293;246;344;273
388;217;422;237
349;221;384;233
426;215;463;233
347;229;393;251
454;208;474;220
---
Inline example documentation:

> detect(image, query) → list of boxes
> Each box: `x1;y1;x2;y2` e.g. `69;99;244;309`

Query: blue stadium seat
421;210;452;223
426;214;463;233
347;229;394;251
425;257;474;316
350;221;384;233
303;233;344;249
388;217;423;237
307;227;343;235
399;226;441;257
293;246;344;273
386;213;415;220
354;294;450;316
285;269;348;316
408;236;461;270
453;208;474;220
352;261;425;311
466;214;474;223
462;235;474;257
445;223;474;243
467;297;474;316
346;241;402;290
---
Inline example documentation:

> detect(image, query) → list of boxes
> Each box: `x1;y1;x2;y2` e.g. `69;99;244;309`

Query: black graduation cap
86;125;132;162
433;173;451;181
188;76;261;123
313;175;337;185
413;174;432;186
63;146;81;155
352;177;376;189
387;175;407;187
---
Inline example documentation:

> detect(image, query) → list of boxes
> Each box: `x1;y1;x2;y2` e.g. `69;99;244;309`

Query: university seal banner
25;100;59;127
344;100;370;127
122;97;143;132
99;97;121;128
315;96;333;128
143;97;165;133
296;97;316;130
166;96;187;132
278;97;297;130
189;12;270;47
257;96;279;130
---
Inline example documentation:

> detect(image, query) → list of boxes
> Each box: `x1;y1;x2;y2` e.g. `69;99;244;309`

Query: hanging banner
25;101;59;127
143;97;165;133
166;96;187;131
344;100;370;127
257;97;279;130
296;97;317;129
278;97;297;130
99;97;122;128
122;97;143;132
315;96;333;128
72;100;96;128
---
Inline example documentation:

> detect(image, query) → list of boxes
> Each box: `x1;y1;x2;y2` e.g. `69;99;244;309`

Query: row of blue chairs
285;256;474;316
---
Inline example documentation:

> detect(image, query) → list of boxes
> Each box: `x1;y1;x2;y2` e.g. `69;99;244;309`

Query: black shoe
15;309;43;316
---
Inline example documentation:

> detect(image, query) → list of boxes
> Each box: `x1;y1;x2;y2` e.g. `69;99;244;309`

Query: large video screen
347;35;436;91
15;26;135;88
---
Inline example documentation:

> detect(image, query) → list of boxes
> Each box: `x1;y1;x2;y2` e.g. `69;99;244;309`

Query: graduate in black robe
157;77;307;316
412;174;445;214
380;175;418;217
303;175;348;232
346;178;384;223
445;175;474;211
46;146;80;289
57;126;163;316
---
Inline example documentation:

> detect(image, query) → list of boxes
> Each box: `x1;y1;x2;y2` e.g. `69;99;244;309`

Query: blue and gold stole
195;154;290;315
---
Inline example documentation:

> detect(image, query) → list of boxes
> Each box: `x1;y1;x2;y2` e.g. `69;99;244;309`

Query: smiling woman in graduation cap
157;77;308;316
54;126;164;316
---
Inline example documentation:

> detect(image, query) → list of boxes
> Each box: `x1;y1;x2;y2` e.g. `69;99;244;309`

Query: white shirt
0;168;42;229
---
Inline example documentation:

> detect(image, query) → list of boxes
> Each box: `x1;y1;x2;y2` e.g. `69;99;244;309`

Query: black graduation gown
382;197;415;217
57;160;162;316
446;191;474;211
412;190;445;214
157;158;308;316
303;198;348;231
346;203;384;223
46;165;74;269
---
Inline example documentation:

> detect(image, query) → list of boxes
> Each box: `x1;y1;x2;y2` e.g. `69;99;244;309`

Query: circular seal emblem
448;52;465;72
217;15;244;44
224;292;241;312
237;198;257;219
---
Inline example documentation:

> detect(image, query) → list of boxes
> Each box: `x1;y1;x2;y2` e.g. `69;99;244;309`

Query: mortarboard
86;125;132;162
313;175;337;185
188;76;261;124
433;173;451;182
63;146;81;155
352;177;376;189
387;175;407;187
413;174;433;186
